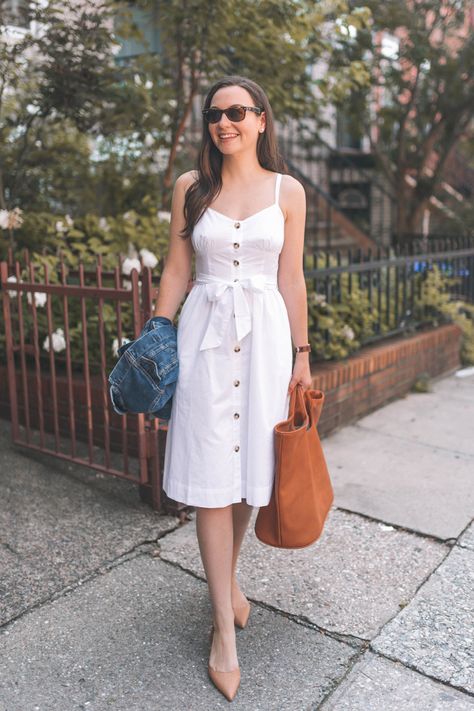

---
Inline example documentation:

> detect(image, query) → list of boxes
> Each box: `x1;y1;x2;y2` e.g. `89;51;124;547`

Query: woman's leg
195;505;239;671
231;500;254;606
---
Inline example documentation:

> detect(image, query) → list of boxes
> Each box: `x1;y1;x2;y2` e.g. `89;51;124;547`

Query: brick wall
312;323;463;437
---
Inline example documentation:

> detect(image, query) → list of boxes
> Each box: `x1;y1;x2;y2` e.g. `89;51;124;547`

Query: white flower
157;210;171;223
168;98;177;108
123;178;131;187
123;279;132;290
99;217;110;232
312;292;327;306
342;324;355;341
65;214;73;227
121;257;141;276
134;73;142;86
27;291;47;307
123;211;137;224
112;336;131;357
144;133;154;147
144;79;153;90
43;327;66;353
6;275;20;298
139;248;158;269
55;220;65;233
0;207;24;230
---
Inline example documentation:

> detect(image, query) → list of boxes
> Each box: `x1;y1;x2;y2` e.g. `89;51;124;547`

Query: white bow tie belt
193;273;279;350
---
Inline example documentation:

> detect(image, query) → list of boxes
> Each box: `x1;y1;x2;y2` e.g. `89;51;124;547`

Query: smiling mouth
219;134;239;140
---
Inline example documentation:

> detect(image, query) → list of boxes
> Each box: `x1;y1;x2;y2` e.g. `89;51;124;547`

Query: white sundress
162;172;293;508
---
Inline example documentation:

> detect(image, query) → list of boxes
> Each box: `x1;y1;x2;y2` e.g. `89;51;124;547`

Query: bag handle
288;383;309;428
304;389;324;428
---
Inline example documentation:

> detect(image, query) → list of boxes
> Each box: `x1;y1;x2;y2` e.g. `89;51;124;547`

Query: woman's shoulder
279;173;306;220
280;172;305;195
175;170;199;190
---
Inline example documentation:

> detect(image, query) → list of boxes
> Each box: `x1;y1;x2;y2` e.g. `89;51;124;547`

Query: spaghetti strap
274;173;282;206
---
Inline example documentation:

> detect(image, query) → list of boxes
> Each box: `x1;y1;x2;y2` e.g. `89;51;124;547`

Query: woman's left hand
288;357;313;394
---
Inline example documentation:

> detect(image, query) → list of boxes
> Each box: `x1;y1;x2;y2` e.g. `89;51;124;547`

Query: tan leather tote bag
254;383;334;549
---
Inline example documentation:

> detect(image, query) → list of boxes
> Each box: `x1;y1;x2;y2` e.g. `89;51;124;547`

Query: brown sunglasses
202;104;264;124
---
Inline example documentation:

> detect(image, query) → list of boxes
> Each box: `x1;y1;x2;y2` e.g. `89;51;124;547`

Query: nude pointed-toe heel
233;600;251;629
208;625;241;702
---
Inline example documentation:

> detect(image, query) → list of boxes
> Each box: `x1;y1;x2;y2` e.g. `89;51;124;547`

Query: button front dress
162;172;293;508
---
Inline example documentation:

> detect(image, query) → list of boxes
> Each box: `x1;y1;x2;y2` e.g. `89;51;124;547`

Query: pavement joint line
359;539;474;696
352;422;474;459
315;607;474;709
454;517;474;548
366;645;474;699
368;541;459;634
311;642;373;711
0;540;163;634
332;505;458;546
155;553;368;650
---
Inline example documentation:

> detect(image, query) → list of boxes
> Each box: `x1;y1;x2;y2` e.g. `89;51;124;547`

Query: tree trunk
161;82;197;210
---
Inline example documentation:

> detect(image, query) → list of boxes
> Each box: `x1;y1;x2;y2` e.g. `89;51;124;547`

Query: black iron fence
304;237;474;358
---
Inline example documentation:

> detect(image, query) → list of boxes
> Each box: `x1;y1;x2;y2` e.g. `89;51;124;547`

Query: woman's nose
217;115;235;130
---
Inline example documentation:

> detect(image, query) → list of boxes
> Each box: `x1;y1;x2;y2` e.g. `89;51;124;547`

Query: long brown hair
179;75;287;240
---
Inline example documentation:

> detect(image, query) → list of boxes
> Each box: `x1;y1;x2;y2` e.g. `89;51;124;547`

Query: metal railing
0;250;190;516
304;237;474;355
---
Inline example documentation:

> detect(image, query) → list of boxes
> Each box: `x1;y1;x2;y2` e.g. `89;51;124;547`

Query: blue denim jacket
108;316;178;420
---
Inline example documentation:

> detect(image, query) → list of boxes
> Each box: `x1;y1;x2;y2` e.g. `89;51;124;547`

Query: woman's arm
277;175;313;392
153;172;195;321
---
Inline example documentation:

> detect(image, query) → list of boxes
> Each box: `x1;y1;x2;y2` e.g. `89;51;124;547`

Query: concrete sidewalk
0;368;473;710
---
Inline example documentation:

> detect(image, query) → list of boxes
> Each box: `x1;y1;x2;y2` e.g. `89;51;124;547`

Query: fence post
129;267;149;490
139;266;162;512
1;261;20;440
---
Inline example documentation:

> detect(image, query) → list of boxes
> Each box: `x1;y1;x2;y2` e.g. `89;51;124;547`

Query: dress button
234;445;240;452
233;242;240;249
233;278;239;282
234;345;240;352
233;260;240;266
234;412;240;419
234;222;240;229
233;379;240;387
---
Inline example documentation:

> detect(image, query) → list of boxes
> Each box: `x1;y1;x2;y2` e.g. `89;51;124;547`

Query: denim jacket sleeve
108;316;178;420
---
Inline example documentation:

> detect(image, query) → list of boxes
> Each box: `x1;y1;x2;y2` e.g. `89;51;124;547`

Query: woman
153;75;312;701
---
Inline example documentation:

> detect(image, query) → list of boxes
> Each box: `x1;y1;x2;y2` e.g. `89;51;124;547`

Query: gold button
233;242;240;249
234;445;240;452
234;412;239;419
233;379;240;386
234;222;240;229
234;345;240;352
233;260;239;266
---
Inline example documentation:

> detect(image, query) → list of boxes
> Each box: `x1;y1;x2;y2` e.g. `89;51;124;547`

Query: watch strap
294;344;311;353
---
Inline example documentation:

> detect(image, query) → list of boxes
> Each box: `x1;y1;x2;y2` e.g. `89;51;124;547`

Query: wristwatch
294;343;311;353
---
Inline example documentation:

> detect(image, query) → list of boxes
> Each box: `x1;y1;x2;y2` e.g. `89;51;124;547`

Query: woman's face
206;85;266;156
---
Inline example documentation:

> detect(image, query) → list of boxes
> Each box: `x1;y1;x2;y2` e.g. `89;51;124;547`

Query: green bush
0;208;172;374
